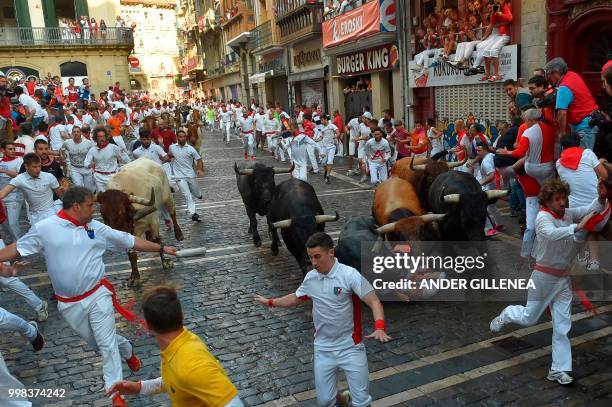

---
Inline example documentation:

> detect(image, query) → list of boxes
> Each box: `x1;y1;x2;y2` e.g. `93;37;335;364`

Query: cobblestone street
2;127;612;407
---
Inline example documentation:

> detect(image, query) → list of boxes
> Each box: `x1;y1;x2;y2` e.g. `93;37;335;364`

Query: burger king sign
336;44;399;75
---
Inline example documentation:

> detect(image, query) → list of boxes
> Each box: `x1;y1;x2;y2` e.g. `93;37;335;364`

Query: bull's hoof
162;259;174;270
248;225;253;234
175;230;185;241
254;237;262;247
271;245;279;256
127;276;141;287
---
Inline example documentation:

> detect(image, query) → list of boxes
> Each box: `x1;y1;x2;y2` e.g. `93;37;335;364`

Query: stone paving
1;127;611;406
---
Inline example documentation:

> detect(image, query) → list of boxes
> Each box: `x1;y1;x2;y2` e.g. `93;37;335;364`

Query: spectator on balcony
100;19;108;40
90;18;99;39
449;14;484;69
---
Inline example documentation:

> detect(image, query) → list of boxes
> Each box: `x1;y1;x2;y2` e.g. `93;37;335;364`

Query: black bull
268;178;339;274
235;162;293;247
428;171;507;241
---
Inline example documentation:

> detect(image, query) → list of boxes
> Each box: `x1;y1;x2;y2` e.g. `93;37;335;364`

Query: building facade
0;0;133;96
121;0;180;97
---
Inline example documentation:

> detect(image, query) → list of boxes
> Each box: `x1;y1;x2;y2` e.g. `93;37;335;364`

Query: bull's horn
272;163;295;174
447;155;468;169
129;188;155;206
410;158;426;171
234;162;254;175
133;206;157;222
420;213;446;223
443;194;461;203
315;212;340;224
272;219;292;229
375;222;397;235
485;190;509;200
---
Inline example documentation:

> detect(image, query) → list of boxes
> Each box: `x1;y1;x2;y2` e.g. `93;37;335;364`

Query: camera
492;4;500;12
589;109;607;128
534;89;558;109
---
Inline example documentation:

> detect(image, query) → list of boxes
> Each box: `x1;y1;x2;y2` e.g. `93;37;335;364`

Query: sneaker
486;229;500;237
494;224;506;232
125;352;141;372
338;390;351;407
464;67;479;76
587;260;600;272
346;170;353;176
244;153;248;160
29;321;45;351
191;213;201;222
112;394;127;407
325;177;330;184
489;315;505;333
36;301;48;322
251;156;255;161
312;171;319;174
547;370;573;385
359;176;368;184
577;251;590;267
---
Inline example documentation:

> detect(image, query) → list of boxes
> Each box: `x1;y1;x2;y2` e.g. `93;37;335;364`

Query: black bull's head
234;163;294;213
272;212;339;272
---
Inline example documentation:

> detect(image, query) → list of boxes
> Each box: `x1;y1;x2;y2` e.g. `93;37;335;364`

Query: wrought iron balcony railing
0;27;134;47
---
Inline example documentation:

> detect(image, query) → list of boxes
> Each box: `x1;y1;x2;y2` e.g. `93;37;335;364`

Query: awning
227;32;252;48
288;68;326;83
249;70;273;85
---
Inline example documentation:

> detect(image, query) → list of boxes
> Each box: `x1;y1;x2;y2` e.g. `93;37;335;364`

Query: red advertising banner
336;44;399;75
323;0;380;48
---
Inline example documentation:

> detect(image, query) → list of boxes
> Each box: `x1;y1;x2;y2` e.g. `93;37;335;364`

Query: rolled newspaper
174;247;207;258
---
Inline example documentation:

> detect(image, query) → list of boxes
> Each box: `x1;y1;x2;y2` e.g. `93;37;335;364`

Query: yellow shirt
161;328;238;407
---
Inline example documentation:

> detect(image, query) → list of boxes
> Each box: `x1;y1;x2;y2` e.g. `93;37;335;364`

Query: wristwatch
159;244;165;255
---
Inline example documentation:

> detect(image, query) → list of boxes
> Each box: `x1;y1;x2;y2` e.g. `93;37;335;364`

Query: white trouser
277;138;288;161
336;137;344;156
323;145;336;165
0;352;31;406
415;49;437;67
521;196;539;258
0;307;36;341
292;161;308;181
412;151;428;159
225;395;244;407
473;34;510;67
368;161;388;184
70;166;95;192
314;344;372;407
485;202;502;230
162;162;173;186
223;122;231;142
29;207;57;226
525;162;554;186
307;143;319;172
430;145;445;157
2;196;24;241
454;40;481;62
58;286;132;391
176;177;201;215
499;271;572;372
242;132;254;157
93;172;114;193
0;275;43;315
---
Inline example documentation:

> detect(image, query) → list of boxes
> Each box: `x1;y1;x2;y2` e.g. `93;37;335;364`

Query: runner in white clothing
364;128;391;186
84;127;130;193
0;153;63;225
62;127;95;192
254;232;390;407
237;110;256;161
132;131;169;165
218;107;233;144
345;117;362;175
0;186;178;407
263;111;282;161
286;123;320;181
169;130;204;222
319;115;339;184
0;141;25;240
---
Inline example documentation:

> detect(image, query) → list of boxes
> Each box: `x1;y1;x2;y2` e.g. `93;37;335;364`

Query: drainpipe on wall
396;0;413;126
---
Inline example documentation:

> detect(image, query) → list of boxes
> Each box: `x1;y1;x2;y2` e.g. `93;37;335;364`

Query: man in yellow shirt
108;286;243;407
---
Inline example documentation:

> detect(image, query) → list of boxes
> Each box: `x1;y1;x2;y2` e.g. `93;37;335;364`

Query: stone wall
521;0;547;78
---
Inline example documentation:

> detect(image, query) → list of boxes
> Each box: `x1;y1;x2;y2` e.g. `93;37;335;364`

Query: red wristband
374;320;386;331
268;299;274;308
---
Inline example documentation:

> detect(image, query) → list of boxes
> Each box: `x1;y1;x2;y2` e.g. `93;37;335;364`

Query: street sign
128;56;140;68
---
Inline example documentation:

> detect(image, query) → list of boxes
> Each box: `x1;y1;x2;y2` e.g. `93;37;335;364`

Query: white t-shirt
84;143;129;173
263;117;281;134
295;259;374;351
237;116;255;133
556;148;601;208
254;113;266;131
320;123;338;148
9;172;59;213
478;153;497;191
169;143;201;179
18;94;44;118
219;111;233;124
48;124;68;151
133;144;167;165
358;123;371;151
16;216;135;298
364;138;391;164
347;118;360;141
427;127;443;153
0;157;24;201
62;138;94;168
14;135;35;156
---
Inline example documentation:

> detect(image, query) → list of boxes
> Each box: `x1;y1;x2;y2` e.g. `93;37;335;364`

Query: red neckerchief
57;209;88;228
539;206;564;220
1;156;16;162
97;141;110;150
559;147;584;171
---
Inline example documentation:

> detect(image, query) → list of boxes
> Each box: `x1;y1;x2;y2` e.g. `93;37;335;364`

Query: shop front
249;50;288;109
288;38;328;111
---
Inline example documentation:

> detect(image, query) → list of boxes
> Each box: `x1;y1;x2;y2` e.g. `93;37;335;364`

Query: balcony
0;27;134;48
323;0;372;21
250;20;283;54
277;4;323;46
276;0;323;21
187;54;204;72
221;1;255;44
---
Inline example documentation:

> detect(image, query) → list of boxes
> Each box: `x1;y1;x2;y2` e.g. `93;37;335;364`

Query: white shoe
359;176;368;184
587;260;600;271
547;370;573;385
489;315;505;333
36;301;48;322
576;251;590;266
346;170;353;176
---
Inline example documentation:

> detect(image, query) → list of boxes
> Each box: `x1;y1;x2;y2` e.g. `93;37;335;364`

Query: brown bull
143;116;157;132
391;155;466;209
372;176;444;242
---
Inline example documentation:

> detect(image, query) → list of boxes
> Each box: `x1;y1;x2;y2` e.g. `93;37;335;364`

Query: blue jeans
573;120;597;150
509;178;526;211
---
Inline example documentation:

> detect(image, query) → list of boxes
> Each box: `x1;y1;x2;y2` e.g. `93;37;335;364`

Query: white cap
362;112;372;119
0;71;5;77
